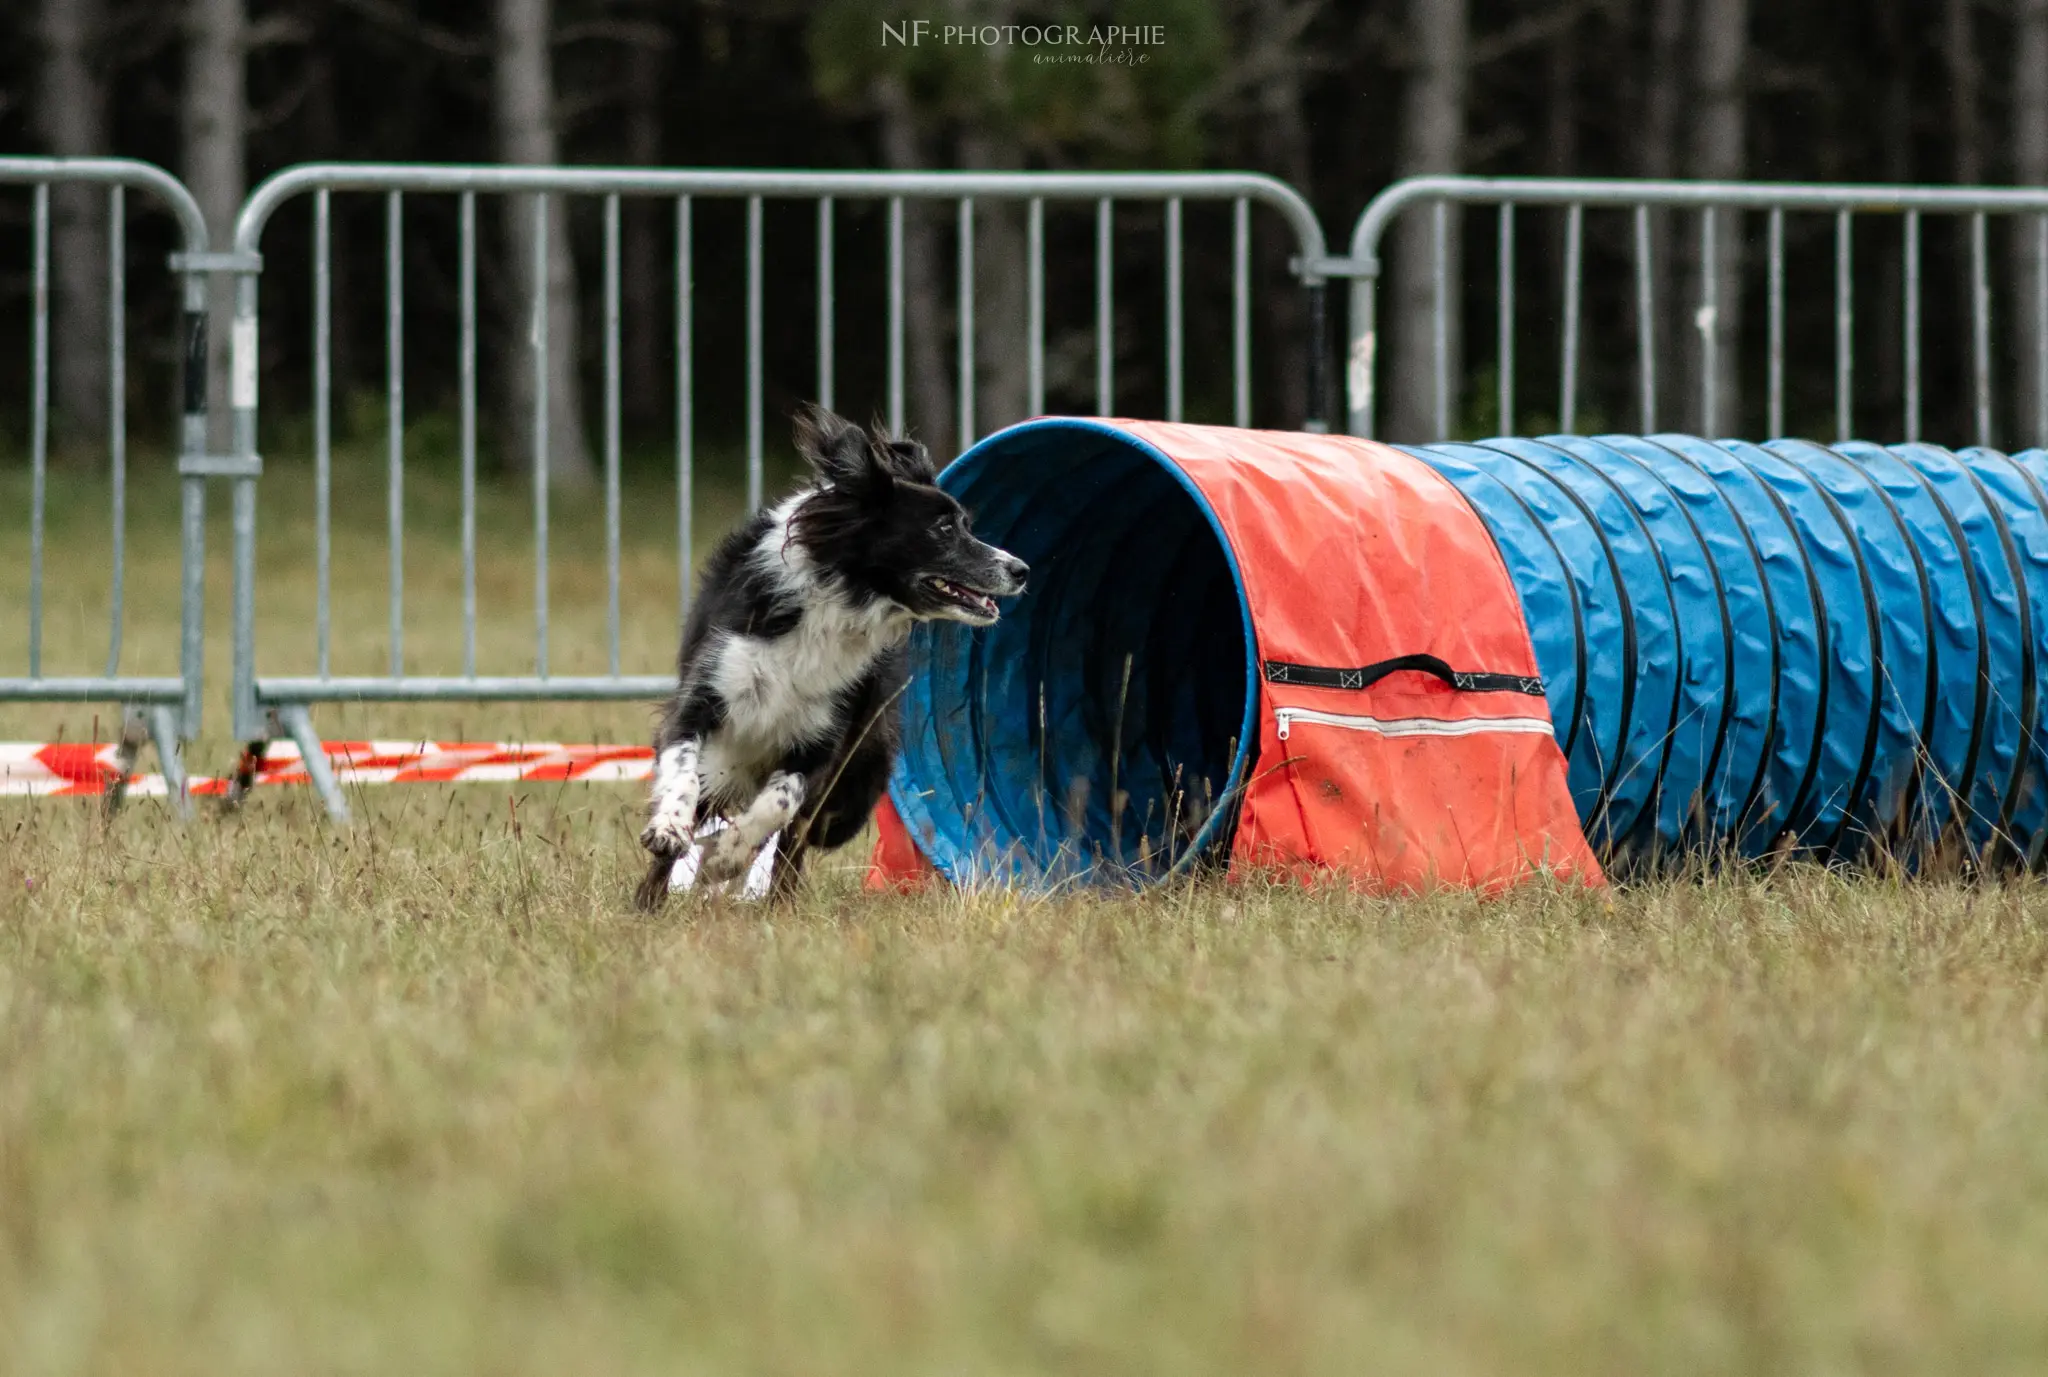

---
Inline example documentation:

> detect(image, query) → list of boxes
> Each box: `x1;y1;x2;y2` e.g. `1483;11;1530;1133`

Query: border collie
634;406;1028;910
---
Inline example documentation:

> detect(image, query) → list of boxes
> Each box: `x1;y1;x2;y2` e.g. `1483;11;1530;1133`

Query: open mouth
926;576;1000;620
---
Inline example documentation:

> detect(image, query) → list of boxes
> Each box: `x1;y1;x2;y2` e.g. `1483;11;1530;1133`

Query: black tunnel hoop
892;420;1261;887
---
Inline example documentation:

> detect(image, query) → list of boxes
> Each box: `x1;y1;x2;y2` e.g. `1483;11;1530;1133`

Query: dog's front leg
697;771;806;885
640;737;702;858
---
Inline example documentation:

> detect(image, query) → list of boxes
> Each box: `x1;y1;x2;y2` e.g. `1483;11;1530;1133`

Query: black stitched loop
1644;439;1787;845
1491;449;1640;852
1568;439;1733;860
1947;461;2035;868
1883;451;1991;860
1262;654;1544;697
1525;439;1688;861
1974;451;2048;868
1843;448;1966;860
1721;446;1835;854
1771;441;1910;860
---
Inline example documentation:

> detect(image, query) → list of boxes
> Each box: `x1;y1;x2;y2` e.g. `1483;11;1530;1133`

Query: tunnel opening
890;420;1257;886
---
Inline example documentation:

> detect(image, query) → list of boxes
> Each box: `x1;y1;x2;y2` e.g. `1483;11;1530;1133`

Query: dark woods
3;0;2046;467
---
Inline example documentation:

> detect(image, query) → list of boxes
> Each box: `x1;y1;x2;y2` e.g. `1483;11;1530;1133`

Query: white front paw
641;809;694;856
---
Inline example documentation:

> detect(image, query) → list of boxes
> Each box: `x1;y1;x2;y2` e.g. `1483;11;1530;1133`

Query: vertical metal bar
1097;197;1113;415
1232;197;1250;428
1166;197;1184;423
1029;198;1046;416
887;197;904;437
1769;209;1785;437
1837;210;1853;443
105;184;125;677
677;196;694;616
816;197;834;413
1497;204;1515;433
1432;200;1450;439
386;190;404;678
227;261;258;742
1634;203;1655;432
746;194;763;512
1700;208;1719;437
1905;211;1922;443
958;197;975;446
2037;215;2048;448
28;183;47;678
1562;203;1583;434
459;192;476;679
1352;271;1378;438
1972;211;1992;449
604;193;622;678
315;188;332;678
533;193;550;679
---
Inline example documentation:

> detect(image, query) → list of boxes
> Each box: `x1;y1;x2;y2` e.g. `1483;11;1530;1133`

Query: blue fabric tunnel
891;423;2048;881
1403;437;2048;872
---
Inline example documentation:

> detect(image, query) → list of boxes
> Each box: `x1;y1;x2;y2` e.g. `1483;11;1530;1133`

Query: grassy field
7;448;2048;1372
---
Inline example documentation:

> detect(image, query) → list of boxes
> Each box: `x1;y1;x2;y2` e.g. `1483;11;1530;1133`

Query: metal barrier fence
222;165;1331;819
22;160;2048;823
1334;176;2048;447
0;156;220;810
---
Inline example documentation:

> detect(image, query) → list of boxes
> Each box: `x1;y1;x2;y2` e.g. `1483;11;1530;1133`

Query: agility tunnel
878;421;2048;890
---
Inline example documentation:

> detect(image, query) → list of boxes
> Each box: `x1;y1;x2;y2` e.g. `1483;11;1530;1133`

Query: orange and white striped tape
0;741;656;798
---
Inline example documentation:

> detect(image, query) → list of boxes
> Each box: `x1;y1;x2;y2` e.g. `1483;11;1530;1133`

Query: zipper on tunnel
1273;707;1556;742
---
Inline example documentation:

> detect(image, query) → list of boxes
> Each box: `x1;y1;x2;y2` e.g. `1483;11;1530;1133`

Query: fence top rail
1342;175;2048;272
235;161;1328;267
0;155;210;253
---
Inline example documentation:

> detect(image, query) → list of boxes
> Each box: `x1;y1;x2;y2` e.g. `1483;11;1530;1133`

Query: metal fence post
1338;175;2048;444
1;157;215;813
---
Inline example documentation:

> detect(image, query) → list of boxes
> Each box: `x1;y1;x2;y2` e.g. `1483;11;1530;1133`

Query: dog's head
787;406;1028;626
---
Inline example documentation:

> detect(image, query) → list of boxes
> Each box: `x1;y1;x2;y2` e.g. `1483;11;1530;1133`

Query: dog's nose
1003;554;1030;590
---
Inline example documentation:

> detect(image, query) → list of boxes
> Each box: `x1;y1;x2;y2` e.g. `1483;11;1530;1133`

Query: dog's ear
877;432;938;484
793;405;879;490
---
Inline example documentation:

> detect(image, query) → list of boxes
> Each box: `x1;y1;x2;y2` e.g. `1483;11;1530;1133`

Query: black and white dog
634;406;1028;910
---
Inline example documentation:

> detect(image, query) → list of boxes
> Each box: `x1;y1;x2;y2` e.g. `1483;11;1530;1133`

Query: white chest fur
697;597;907;805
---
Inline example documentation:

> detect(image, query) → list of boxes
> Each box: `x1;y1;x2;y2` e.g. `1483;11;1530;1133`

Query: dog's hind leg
640;736;702;860
698;771;806;885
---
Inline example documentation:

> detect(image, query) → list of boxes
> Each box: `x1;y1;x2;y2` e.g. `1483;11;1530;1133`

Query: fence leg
278;704;350;823
147;705;190;818
104;708;148;816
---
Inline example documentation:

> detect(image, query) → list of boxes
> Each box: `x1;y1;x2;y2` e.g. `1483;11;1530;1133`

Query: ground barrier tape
0;742;656;798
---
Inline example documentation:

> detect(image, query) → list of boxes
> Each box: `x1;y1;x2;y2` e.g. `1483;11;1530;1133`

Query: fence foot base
277;705;350;824
104;711;147;816
104;708;191;819
148;706;191;818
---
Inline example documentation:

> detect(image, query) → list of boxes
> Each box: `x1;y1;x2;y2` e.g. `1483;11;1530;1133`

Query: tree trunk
2013;0;2048;446
494;0;593;487
1641;0;1688;430
37;0;111;451
1873;0;1912;427
622;34;664;430
1689;0;1747;435
873;74;954;456
1947;0;1985;187
1390;0;1469;441
1247;0;1314;429
182;0;244;454
303;35;355;430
